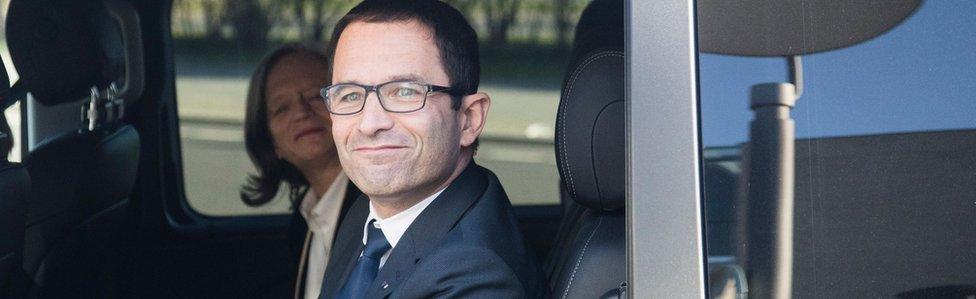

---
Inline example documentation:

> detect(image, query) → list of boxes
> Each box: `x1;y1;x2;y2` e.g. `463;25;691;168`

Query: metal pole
743;82;796;299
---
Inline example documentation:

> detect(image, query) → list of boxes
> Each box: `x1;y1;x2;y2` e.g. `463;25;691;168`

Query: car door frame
627;0;708;297
16;0;710;296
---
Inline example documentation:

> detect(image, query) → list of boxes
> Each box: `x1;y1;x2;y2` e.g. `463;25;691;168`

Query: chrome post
86;86;100;131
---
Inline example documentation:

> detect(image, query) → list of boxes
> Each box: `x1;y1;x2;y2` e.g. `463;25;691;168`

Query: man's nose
356;92;395;136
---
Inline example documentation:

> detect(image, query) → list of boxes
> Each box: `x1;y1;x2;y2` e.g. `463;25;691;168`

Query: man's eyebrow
334;79;365;85
333;74;427;86
387;74;426;82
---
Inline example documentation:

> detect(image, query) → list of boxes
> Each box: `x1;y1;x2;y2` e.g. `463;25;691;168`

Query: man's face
330;20;464;202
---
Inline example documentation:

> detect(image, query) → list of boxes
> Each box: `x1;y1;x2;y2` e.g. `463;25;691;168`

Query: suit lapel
288;197;309;262
320;194;369;298
366;163;489;298
336;182;360;230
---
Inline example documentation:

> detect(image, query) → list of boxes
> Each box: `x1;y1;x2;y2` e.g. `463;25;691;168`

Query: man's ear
458;92;490;147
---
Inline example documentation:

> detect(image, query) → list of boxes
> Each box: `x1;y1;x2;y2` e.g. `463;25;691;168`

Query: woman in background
240;44;358;299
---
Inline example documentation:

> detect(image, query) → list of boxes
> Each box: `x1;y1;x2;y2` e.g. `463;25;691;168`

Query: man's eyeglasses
320;81;454;115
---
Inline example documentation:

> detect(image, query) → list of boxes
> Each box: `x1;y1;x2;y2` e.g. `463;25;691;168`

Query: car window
172;0;586;216
698;2;976;297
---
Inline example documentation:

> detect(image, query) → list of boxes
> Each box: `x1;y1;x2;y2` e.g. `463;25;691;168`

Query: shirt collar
363;187;445;249
300;171;349;233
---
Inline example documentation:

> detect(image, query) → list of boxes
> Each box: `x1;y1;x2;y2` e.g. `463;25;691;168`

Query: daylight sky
698;1;976;147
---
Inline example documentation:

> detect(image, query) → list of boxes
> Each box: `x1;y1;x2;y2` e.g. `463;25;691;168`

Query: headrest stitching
560;215;604;299
560;51;624;204
589;101;624;210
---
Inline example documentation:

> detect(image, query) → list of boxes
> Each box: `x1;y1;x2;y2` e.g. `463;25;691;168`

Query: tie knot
363;220;391;259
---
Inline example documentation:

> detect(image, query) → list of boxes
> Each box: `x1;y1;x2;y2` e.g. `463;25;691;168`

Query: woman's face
265;52;335;170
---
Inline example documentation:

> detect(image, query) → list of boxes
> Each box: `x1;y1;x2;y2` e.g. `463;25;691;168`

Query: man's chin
350;167;401;190
354;154;407;166
355;180;406;201
354;160;401;174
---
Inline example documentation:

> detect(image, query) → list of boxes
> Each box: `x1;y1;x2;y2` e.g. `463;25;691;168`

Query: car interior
1;0;974;298
544;0;626;298
1;54;30;298
0;0;631;297
5;0;143;297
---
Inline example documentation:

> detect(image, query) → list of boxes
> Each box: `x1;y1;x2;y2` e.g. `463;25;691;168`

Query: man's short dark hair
326;0;480;110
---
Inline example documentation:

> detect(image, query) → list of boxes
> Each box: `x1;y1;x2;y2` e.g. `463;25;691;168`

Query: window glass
698;2;976;297
173;0;584;216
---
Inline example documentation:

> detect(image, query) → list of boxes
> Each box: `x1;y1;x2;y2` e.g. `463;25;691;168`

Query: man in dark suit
285;182;360;299
316;0;545;298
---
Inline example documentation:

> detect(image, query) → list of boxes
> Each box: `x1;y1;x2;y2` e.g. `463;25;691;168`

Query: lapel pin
382;281;390;289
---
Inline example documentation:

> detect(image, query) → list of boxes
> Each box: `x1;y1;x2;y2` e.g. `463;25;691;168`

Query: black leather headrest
555;50;625;211
571;0;624;63
22;124;139;279
6;0;125;105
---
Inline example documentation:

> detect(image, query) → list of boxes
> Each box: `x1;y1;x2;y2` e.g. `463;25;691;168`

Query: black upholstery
1;116;29;297
544;1;626;298
0;163;29;297
0;52;29;298
23;125;140;298
548;49;626;299
6;0;125;105
556;51;626;212
570;0;624;64
7;0;143;297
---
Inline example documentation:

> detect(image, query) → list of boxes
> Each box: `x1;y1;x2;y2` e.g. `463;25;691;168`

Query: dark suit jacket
286;182;361;299
320;162;545;299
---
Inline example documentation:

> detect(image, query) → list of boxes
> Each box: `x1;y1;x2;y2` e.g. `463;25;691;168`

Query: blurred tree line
172;0;357;48
171;0;588;50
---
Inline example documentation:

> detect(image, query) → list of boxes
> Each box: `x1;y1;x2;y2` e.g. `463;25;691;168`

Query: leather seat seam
561;216;604;299
560;51;624;206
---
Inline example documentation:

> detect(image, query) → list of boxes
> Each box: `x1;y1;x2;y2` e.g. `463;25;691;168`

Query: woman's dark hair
240;43;328;207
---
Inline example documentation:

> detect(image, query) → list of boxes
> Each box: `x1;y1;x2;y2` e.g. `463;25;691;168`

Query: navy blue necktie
330;219;390;299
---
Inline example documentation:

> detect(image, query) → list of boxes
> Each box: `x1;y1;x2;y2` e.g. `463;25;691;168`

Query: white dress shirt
362;187;445;268
299;172;349;299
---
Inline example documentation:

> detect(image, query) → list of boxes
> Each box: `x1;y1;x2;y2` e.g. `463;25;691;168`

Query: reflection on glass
699;2;976;298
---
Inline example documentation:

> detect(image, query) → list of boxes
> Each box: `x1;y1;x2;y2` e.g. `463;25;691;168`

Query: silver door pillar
628;0;707;297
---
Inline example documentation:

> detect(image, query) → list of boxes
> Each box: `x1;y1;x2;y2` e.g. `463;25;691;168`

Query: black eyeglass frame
320;81;455;115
